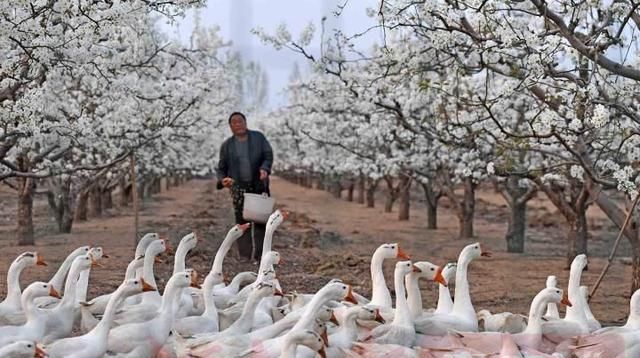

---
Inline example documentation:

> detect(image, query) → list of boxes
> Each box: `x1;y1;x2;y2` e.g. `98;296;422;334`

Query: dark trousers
231;181;267;260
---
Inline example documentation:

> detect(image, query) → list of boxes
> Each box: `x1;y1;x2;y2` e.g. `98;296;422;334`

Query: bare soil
0;177;632;326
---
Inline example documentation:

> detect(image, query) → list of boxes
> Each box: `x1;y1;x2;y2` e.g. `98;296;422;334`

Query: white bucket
243;192;276;223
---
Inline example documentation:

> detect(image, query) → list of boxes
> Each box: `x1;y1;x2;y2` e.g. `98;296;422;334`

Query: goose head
254;282;283;299
89;247;109;260
289;330;326;358
16;252;48;268
570;254;588;274
178;233;199;252
442;262;457;284
76;254;101;271
316;307;338;325
135;233;160;257
375;243;410;260
397;260;420;276
411;261;448;286
267;209;289;228
546;275;558;288
262;251;282;266
359;306;386;324
205;270;225;287
541;287;572;307
122;278;157;296
461;242;492;262
228;223;251;240
24;282;61;300
169;271;198;290
320;281;358;304
146;239;169;262
0;341;47;358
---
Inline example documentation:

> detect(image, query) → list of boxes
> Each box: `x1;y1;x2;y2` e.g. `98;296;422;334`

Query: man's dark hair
228;112;247;124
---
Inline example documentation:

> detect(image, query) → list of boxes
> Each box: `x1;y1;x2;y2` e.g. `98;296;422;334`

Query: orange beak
36;254;47;266
374;308;386;324
320;328;329;346
329;311;339;326
90;255;103;268
412;265;421;273
274;289;284;297
344;285;358;304
396;246;411;260
49;286;61;299
480;244;492;257
561;293;573;307
141;278;157;292
238;223;251;232
35;344;47;358
281;210;290;220
434;266;447;286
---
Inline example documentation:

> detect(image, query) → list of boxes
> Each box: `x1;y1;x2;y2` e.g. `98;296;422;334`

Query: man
216;112;274;260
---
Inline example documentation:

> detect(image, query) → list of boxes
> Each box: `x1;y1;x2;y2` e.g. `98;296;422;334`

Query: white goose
0;340;47;358
41;254;98;343
421;287;572;353
75;247;107;304
369;243;411;309
434;262;456;315
281;329;327;358
363;261;419;347
106;271;196;356
82;255;144;316
0;252;47;325
173;270;221;337
123;238;169;309
0;282;60;347
210;223;251;294
542;254;590;341
133;233;160;278
405;261;447;320
228;281;357;358
544;275;560;319
172;232;200;318
413;242;492;335
35;246;90;308
326;306;385;356
44;278;156;358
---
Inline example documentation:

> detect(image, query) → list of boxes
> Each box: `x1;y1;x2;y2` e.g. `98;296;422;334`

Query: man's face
229;115;247;137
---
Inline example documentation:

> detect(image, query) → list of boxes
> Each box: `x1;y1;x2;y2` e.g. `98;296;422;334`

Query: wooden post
130;153;139;245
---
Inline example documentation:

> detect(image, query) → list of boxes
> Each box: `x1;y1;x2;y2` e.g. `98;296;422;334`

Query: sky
159;0;380;111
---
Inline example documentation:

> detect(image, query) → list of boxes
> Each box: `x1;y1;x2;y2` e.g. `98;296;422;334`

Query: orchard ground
0;177;633;326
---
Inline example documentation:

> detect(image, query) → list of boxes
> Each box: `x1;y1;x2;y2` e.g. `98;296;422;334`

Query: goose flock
0;209;634;357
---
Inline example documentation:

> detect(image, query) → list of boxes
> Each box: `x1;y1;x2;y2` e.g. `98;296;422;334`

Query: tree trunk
421;182;440;229
458;178;475;239
357;174;365;204
566;208;589;269
102;188;113;210
346;180;355;202
47;178;73;233
398;176;410;221
331;179;341;199
16;177;35;245
506;200;527;253
384;177;397;213
119;178;130;207
172;176;179;187
366;177;378;208
316;175;325;190
75;190;89;222
89;185;102;218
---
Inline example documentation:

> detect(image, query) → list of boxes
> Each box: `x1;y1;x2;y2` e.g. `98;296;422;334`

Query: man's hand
259;169;268;181
221;177;234;188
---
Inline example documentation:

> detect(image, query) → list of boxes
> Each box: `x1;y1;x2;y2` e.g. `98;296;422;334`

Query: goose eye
391;245;395;249
185;275;189;278
342;285;347;290
27;344;32;348
430;267;434;271
43;285;47;288
406;263;410;267
134;281;139;284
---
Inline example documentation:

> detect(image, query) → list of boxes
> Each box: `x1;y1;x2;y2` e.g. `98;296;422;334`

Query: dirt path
0;176;632;327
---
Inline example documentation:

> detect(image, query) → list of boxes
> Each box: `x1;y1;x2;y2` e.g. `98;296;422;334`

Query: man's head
228;112;248;137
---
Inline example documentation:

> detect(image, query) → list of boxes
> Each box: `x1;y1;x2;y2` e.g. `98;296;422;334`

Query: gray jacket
215;130;273;191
